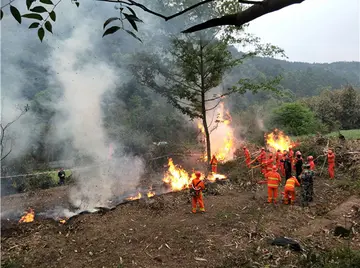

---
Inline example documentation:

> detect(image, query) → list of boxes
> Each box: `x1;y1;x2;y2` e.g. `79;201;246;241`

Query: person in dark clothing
300;163;315;206
58;168;66;185
281;154;292;182
294;151;303;181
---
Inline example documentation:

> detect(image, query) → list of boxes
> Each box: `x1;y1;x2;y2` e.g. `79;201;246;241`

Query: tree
0;104;29;161
0;0;306;42
133;29;281;167
271;102;320;136
339;86;360;130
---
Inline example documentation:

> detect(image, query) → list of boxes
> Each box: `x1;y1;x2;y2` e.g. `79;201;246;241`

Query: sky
246;0;360;63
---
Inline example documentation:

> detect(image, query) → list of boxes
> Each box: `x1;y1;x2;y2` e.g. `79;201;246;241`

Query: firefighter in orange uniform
275;149;282;169
307;156;315;170
189;171;205;213
327;149;335;179
210;155;218;173
266;153;274;171
257;148;267;175
243;146;251;168
288;147;294;167
265;165;282;204
284;176;300;205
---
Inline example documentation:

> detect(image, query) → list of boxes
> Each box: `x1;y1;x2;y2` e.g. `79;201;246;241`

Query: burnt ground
1;173;360;268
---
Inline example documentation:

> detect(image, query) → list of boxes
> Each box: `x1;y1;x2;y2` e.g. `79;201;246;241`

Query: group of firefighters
189;147;336;213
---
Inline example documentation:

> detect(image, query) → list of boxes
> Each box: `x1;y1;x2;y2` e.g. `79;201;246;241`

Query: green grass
325;129;360;139
30;169;72;184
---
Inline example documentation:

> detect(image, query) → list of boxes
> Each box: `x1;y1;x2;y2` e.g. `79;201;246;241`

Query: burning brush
265;129;299;152
19;208;35;223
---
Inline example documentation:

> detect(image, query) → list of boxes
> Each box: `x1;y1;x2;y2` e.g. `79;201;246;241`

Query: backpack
190;180;202;197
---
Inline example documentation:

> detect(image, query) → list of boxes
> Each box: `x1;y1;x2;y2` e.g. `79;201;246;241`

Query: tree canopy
0;0;306;42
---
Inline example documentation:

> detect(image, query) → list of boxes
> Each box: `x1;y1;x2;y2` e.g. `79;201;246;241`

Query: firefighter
210;155;218;173
300;163;315;206
281;153;292;181
294;151;303;180
243;146;251;168
327;149;335;179
275;149;282;169
189;171;205;213
279;150;286;176
264;165;282;204
58;167;66;185
266;153;274;172
288;147;294;166
284;175;300;205
257;147;267;175
307;156;315;170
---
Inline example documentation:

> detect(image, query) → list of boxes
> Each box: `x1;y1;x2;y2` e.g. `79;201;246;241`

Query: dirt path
1;178;359;268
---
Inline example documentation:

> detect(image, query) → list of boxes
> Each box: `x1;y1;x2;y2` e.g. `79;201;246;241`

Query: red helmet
243;146;247;150
328;149;333;154
307;156;313;160
296;151;301;156
195;171;201;177
272;165;278;171
261;147;265;151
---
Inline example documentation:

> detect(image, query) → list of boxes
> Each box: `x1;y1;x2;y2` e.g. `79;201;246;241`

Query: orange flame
265;129;298;153
207;172;227;182
19;208;35;223
147;191;155;198
59;218;67;224
197;103;235;162
162;158;192;191
126;192;142;201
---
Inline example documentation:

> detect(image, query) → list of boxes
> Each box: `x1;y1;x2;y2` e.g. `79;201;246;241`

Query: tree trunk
199;39;211;169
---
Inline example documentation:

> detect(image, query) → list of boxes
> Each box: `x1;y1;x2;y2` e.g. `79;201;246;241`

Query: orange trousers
192;193;205;213
267;187;278;203
284;188;295;204
328;164;335;179
211;165;217;173
246;158;251;168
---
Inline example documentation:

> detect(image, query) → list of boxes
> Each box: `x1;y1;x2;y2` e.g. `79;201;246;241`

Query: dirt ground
1;173;360;268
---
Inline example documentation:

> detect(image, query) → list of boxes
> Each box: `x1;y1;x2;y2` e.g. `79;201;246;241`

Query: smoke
48;17;144;210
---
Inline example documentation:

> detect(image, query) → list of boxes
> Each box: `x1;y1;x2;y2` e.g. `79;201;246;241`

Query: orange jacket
266;158;274;171
189;178;205;191
257;151;266;163
210;156;218;166
285;176;300;191
276;152;282;162
244;149;250;159
328;153;335;164
309;160;315;170
265;171;281;188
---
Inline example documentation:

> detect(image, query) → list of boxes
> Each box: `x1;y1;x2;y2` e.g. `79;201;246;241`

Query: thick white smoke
50;22;144;210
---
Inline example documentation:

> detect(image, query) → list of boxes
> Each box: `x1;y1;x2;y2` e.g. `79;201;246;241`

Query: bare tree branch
0;104;29;161
205;92;233;102
98;0;216;21
206;99;222;111
182;0;305;33
238;0;263;4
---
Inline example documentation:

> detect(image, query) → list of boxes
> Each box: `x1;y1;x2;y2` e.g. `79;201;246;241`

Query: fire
147;191;155;198
207;172;227;182
197;102;236;162
162;158;191;191
126;192;142;201
19;208;35;223
59;218;67;224
265;129;297;152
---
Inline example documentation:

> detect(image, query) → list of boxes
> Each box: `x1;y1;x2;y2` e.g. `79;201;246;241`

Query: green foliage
2;259;22;268
102;4;143;42
302;86;360;132
299;247;360;268
271;102;321;136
